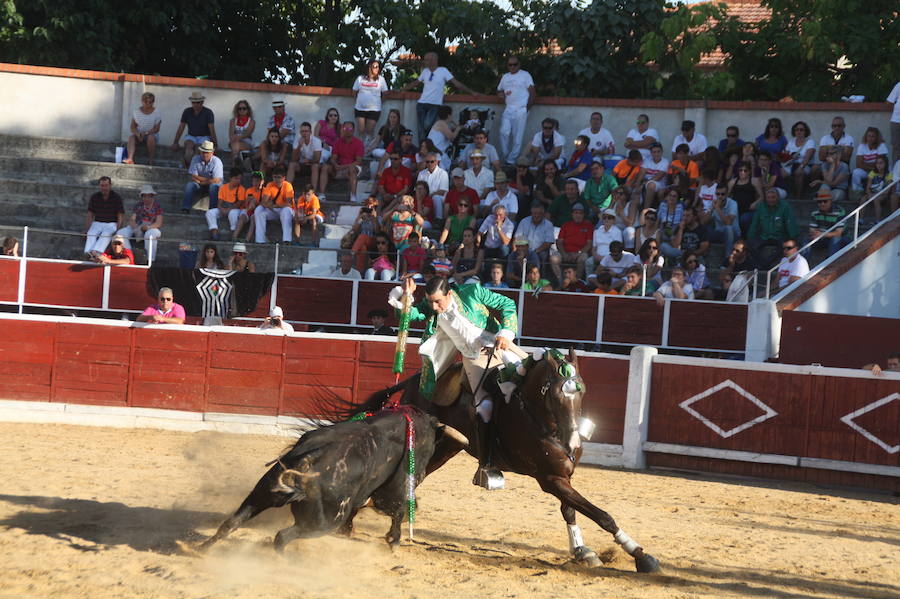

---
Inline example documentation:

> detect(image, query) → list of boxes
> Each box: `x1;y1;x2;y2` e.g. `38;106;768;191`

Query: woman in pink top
364;232;396;281
315;107;341;152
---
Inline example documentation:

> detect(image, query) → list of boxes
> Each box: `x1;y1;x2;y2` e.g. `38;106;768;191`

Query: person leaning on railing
136;287;185;325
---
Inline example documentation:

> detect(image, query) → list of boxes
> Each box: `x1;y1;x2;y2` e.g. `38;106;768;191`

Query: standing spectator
654;267;694;306
597;240;638;288
619;266;657;297
400;231;428;280
258;306;294;333
551;203;592;280
416;152;450;219
549;179;583;226
522;263;552;291
478;205;514;262
709;186;740;257
558;266;588;292
755;118;787;157
581;160;617;217
775;238;809;290
851;127;890;191
505;238;539;287
783;121;816;195
642;143;670;208
755;150;787;200
459;129;502;172
137;288;185;324
83;176;124;258
887;80;900;163
196;243;225;269
94;235;134;265
323;121;365;203
451;228;484;284
369;109;404;160
365;232;397;281
562;135;594;185
526;118;565;169
717;126;744;153
350;197;381;273
862;155;895;222
331;252;361;280
624;114;659;162
227;243;255;272
206;167;248;241
181;140;223;214
2;237;19;257
287;122;324;190
481;172;517;220
124;92;161;165
117;184;163;264
378;148;414;210
225;99;255;167
367;309;394;335
579;112;615;159
427;105;459;171
352;59;388;145
496;55;536;165
258;128;287;180
439;194;475;252
484;262;510;289
293;184;324;246
660;207;709;262
464;149;494;202
267;100;297;153
443;168;479;217
253;165;294;244
171;91;217;168
806;190;847;257
533;159;565;209
810;147;850;203
670;120;708;164
399;51;476;141
748;188;797;268
513;201;555;264
314;108;341;181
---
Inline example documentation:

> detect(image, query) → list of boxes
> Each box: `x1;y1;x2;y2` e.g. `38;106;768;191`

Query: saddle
431;362;472;407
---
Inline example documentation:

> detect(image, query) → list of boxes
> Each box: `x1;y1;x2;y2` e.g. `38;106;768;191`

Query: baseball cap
270;306;284;318
451;168;465;178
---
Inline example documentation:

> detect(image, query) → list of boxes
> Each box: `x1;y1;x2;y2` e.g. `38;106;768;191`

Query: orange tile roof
694;0;771;69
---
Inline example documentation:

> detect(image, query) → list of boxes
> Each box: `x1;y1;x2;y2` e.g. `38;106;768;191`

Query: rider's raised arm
387;285;428;322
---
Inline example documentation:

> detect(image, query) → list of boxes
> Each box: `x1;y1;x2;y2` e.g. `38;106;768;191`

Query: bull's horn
441;424;470;447
275;468;319;493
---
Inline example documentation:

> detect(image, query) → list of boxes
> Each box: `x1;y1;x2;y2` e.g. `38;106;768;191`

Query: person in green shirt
522;262;553;291
748;188;798;268
549;179;582;226
619;266;658;296
582;160;617;222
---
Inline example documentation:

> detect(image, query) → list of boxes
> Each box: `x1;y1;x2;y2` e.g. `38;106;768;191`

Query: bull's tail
326;375;423;422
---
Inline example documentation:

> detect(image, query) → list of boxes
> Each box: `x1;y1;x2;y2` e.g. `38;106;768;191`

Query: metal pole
641;264;647;296
17;226;28;315
853;212;859;248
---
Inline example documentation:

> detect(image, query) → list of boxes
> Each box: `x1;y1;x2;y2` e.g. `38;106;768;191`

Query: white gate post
621;345;658;469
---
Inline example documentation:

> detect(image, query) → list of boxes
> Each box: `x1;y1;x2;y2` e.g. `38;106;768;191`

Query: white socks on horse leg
614;529;639;555
567;524;585;553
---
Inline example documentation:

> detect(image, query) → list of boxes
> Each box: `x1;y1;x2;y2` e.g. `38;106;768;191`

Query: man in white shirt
670;120;708;164
496;56;536;165
527;118;565;169
653;268;694;306
579;112;616;159
817;116;855;164
624;114;659;162
513;201;556;261
258;306;295;334
596;240;638;287
459;130;503;172
776;238;809;289
287;121;324;189
887;80;900;163
481;172;518;220
585;209;624;275
400;52;476;142
478;204;514;260
417;152;450;219
464;149;494;201
331;252;361;279
268;100;297;151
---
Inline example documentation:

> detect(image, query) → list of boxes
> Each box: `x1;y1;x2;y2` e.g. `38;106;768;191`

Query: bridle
520;353;584;456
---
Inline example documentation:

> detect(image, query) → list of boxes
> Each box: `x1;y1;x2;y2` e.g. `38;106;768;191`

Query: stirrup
473;467;505;490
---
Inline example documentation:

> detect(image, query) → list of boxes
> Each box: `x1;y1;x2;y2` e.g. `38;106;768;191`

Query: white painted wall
795;234;900;318
0;70;892;159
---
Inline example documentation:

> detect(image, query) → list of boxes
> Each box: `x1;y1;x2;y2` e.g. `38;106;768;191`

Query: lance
392;285;414;385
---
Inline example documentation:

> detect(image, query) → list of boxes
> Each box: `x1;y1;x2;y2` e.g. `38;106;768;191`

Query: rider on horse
388;276;527;489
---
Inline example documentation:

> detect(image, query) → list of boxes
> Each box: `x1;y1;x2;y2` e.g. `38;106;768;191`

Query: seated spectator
775;238;809;290
506;237;539;287
591;270;618;295
258;306;294;333
580;111;616;159
613;150;645;203
810;147;850;203
582;160;617;218
227;243;255;272
634;207;661;251
181;140;223;214
414;139;441;176
458;129;502;172
723;238;756;274
2;236;19;257
243;171;265;243
561;135;594;185
696;169;718;221
478;205;514;261
522;263;552;291
549;179;583;225
658;187;685;240
206;167;247;241
368;309;394;335
717;126;744;153
586;208;624;273
350;197;382;273
117;184;163;264
293;184;324;246
514;201;555;264
624;113;659;162
534;159;565;208
443;168;479;217
315;107;341;165
125;92;161;165
862;352;900;376
430;242;453;278
806;190;847;257
667;143;700;190
619;266;657;297
323;121;365;203
559;265;588;292
748;188;798;268
597;240;638;288
225;99;255;167
484;262;510;289
755;150;787;200
171;91;217;168
137;287;185;324
755;118;787;158
368;109;403;160
196;243;225;269
708;186;740;257
783;121;816;195
94;235;134;265
416;151;450;218
862;155;894;222
526;118;565;169
551;203;592;280
482;172;518;220
377;148;414;210
816;116;855;169
268;100;297;153
365;233;397;281
739;141;759;171
654;267;694;306
84;176;125;259
671;120;708;165
660;207;709;262
637;237;664;283
427;105;459;171
439;195;475;252
609;186;638;251
683;252;712;299
332;251;362;279
851;127;890;191
464;149;494;202
253;165;294;244
410;180;436;230
511;156;536;214
452;228;484;284
388;195;424;252
400;232;427;280
287;122;326;191
642;143;669;208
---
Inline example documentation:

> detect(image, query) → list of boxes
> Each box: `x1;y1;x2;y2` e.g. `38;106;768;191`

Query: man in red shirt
444;168;480;216
551;202;592;281
377;148;412;207
321;121;365;202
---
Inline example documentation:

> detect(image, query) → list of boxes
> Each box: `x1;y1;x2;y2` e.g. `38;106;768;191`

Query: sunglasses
112;241;123;246
377;241;388;245
783;245;796;250
159;297;173;302
426;160;436;164
636;120;647;125
508;62;519;67
458;203;469;208
816;199;830;204
727;133;737;137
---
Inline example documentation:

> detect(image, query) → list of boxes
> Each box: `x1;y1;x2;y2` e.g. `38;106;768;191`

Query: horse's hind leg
540;476;660;573
561;503;601;567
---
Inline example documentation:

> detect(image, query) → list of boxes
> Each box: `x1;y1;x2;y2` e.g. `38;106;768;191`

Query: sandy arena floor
0;422;897;599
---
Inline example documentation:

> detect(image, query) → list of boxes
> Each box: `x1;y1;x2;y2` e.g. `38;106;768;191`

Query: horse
335;347;661;573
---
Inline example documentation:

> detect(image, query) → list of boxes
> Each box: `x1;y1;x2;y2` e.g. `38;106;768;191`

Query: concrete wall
795;234;900;318
0;63;892;157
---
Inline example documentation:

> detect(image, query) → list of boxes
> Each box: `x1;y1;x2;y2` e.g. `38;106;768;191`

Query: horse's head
533;347;586;458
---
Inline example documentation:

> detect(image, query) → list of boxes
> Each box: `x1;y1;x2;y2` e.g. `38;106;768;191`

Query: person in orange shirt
613;150;645;203
242;171;264;242
293;184;325;246
205;166;248;240
668;143;700;190
254;165;295;243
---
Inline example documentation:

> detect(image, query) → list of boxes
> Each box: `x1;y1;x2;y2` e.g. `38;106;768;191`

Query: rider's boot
473;379;505;490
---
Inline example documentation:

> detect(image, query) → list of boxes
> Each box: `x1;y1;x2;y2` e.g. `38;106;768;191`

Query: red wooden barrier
277;277;353;324
0;259;18;302
578;356;628;444
130;328;208;411
521;292;597;341
0;319;54;401
602;297;662;345
779;311;900;369
53;322;131;406
108;267;153;310
667;302;747;351
25;262;104;308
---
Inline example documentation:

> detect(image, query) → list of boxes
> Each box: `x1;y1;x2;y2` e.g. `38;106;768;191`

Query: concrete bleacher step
0;155;186;187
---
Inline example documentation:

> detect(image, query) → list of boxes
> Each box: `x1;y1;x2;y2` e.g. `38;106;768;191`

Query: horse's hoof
572;545;602;567
634;552;661;573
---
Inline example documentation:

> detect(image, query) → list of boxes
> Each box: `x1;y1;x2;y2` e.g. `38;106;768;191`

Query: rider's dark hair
425;276;450;296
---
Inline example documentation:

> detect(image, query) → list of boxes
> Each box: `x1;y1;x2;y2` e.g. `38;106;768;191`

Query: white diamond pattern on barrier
840;393;899;454
679;379;779;438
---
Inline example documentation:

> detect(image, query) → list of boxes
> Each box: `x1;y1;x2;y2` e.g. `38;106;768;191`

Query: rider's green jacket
389;283;518;399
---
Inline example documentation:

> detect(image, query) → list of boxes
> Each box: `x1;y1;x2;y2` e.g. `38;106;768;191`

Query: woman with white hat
117;184;163;264
226;242;255;272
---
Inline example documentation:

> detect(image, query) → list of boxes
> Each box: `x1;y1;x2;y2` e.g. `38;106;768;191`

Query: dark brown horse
339;347;660;573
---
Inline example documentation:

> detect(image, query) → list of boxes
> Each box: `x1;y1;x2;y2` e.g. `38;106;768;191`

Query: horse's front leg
561;502;602;567
540;475;660;573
